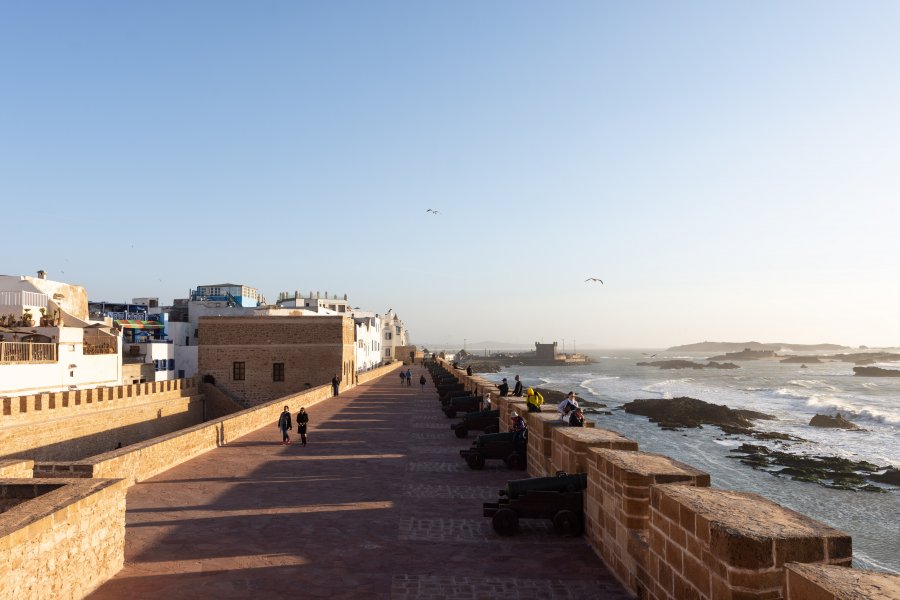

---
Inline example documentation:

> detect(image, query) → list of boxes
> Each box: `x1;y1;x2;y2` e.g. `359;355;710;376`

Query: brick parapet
0;378;197;424
523;412;568;477
0;477;126;599
588;449;709;597
784;563;900;599
551;427;638;475
0;460;34;478
647;485;852;600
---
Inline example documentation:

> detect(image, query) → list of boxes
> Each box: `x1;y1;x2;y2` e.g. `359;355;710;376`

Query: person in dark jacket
497;378;509;396
332;375;340;396
296;407;309;446
405;368;412;386
277;405;292;444
419;374;427;391
512;375;523;397
568;407;585;427
466;365;473;376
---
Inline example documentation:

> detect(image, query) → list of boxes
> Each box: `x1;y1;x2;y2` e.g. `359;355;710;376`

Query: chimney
37;270;47;279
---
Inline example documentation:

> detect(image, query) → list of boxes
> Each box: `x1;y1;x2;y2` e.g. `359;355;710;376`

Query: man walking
277;405;292;445
406;368;412;386
332;375;340;396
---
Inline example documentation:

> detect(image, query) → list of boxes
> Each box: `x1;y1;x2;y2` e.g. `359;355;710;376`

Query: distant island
636;360;739;370
853;366;900;377
668;341;850;352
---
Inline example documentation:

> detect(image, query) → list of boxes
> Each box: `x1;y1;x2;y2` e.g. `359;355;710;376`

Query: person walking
512;375;523;397
332;375;340;397
419;374;426;391
296;407;309;446
277;405;292;445
399;370;406;386
405;368;412;387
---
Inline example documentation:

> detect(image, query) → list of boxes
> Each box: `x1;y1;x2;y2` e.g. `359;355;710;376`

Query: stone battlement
437;359;900;600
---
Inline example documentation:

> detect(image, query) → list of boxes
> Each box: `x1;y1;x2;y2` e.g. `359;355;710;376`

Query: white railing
0;342;57;363
0;291;49;310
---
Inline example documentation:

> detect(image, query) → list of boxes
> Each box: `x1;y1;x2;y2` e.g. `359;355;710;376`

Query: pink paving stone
87;369;630;600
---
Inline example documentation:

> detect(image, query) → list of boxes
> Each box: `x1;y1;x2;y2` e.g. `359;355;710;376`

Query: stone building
197;315;355;406
381;309;409;361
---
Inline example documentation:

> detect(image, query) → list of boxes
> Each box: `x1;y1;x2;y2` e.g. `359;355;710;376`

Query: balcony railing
83;337;118;356
0;342;57;363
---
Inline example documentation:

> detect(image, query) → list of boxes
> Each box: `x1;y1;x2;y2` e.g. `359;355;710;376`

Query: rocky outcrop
729;445;891;492
780;356;822;364
853;366;900;377
809;413;861;430
708;349;778;361
636;360;739;370
622;397;774;430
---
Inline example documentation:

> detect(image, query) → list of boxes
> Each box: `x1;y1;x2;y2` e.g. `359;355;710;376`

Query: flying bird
584;278;604;284
426;208;440;214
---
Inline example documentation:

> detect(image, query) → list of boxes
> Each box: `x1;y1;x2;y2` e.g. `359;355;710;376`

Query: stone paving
88;370;631;599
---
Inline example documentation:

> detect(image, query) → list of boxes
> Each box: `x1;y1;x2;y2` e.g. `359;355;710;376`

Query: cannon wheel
552;510;583;537
504;452;526;471
454;425;469;438
466;452;486;470
445;409;457;418
492;508;519;536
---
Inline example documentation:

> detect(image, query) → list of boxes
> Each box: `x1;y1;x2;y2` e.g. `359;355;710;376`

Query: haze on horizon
2;2;898;349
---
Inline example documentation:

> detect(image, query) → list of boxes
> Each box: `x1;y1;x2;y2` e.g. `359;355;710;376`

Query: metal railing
83;337;118;356
0;342;57;363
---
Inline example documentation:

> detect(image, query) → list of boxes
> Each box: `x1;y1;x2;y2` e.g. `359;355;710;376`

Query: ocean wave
538;377;552;384
788;379;839;392
579;376;620;398
804;395;900;425
639;379;694;399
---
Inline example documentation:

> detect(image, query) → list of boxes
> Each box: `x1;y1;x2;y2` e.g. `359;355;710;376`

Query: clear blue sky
2;1;898;347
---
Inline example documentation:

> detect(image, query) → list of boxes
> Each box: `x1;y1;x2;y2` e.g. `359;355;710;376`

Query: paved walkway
89;370;630;600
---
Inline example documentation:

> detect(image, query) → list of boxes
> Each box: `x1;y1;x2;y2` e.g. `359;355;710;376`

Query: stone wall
432;359;900;600
35;361;403;488
0;460;34;478
198;316;356;406
0;380;204;461
0;478;126;599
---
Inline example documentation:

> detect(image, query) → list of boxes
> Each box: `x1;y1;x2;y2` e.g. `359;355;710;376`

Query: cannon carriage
483;472;587;536
450;409;500;438
459;431;527;470
442;394;484;418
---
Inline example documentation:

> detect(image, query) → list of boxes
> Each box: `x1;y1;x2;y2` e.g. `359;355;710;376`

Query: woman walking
296;407;309;446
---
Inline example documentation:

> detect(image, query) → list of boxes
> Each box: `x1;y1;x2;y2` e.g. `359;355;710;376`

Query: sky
2;1;899;348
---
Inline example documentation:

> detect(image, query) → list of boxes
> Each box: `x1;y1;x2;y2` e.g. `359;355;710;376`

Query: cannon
442;394;484;418
440;389;474;405
483;472;588;536
451;409;500;438
436;383;465;398
459;431;527;470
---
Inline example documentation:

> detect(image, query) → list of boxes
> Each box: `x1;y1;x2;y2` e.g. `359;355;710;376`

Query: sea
486;349;900;574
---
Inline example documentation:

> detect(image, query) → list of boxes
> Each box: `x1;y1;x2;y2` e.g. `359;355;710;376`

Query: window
233;361;245;381
385;348;391;357
168;358;175;371
273;362;284;382
396;326;401;334
384;332;392;340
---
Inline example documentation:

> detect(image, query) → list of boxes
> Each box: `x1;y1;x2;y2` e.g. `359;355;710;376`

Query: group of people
277;405;310;446
501;374;585;427
399;368;427;390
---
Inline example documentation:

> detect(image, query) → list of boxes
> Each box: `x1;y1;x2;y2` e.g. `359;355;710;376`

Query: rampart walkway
89;370;630;599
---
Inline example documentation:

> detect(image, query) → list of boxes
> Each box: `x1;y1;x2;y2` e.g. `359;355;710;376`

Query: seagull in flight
584;277;604;284
426;208;440;215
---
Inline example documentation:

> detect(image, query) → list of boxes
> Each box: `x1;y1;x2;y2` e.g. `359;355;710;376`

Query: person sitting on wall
277;405;293;445
568;407;585;427
526;387;544;412
466;365;473;376
558;391;579;422
512;375;523;397
497;378;509;397
510;410;527;452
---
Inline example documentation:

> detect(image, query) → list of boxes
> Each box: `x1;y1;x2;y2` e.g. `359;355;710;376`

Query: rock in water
622;397;775;430
809;413;861;430
853;366;900;377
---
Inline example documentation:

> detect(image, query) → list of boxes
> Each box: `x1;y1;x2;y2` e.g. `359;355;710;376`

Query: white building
380;309;409;361
276;290;351;314
0;272;122;395
352;312;382;373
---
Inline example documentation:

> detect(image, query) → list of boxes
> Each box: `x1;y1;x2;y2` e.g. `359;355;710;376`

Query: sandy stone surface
88;370;629;600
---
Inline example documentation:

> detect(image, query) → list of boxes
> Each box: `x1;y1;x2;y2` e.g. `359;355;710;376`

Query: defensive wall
0;378;206;461
438;360;900;600
3;360;402;599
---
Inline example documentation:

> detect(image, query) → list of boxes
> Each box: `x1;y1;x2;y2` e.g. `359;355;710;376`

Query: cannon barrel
463;409;499;423
441;390;474;404
475;431;516;447
501;473;588;500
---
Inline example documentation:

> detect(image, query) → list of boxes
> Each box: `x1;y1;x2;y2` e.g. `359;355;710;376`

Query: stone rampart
35;361;403;488
0;378;197;423
433;358;900;599
0;478;126;599
0;460;34;478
